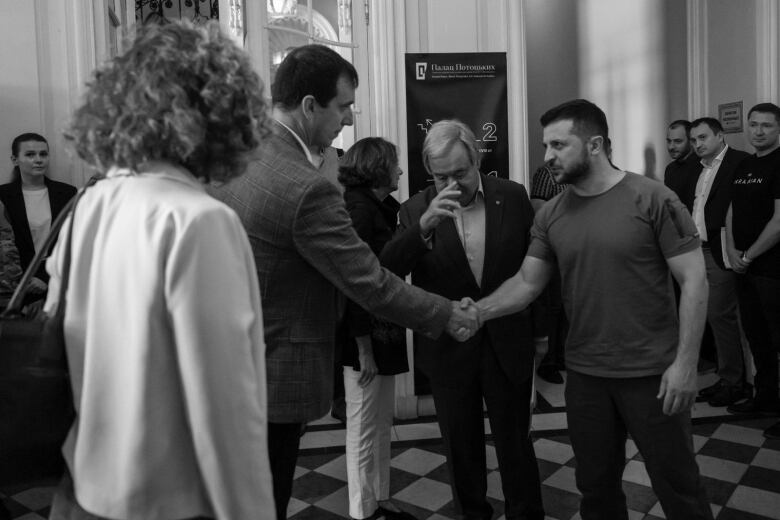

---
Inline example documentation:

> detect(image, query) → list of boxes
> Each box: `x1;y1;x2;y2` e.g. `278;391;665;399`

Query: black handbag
0;188;84;485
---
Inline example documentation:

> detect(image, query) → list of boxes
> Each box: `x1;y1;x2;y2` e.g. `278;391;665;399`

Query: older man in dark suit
381;120;544;520
211;45;476;519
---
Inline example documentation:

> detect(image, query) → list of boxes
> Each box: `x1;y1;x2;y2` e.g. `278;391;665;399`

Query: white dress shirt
44;163;274;519
692;145;728;242
454;176;486;286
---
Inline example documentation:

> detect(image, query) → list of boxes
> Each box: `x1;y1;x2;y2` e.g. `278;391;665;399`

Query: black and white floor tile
2;372;779;520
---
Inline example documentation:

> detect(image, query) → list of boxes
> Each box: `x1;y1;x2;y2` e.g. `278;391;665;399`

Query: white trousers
343;368;395;519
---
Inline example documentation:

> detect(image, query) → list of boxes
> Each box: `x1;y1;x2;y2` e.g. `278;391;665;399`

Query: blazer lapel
436;214;481;291
481;175;504;290
5;179;33;248
708;148;736;198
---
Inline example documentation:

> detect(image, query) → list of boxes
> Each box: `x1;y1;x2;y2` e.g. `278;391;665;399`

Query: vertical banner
405;52;508;196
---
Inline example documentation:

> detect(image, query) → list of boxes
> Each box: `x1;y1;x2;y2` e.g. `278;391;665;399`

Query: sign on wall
405;52;508;196
718;101;744;134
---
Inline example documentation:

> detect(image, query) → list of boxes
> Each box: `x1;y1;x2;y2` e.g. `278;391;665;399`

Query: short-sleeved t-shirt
731;147;780;279
528;172;700;378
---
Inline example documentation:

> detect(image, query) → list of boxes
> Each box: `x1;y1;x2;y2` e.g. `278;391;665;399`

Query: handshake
445;297;482;342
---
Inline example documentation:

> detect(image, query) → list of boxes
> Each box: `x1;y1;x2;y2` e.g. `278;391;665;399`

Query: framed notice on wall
718;101;743;134
405;52;508;197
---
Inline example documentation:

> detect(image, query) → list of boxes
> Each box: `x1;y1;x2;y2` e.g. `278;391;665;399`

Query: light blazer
0;176;77;279
211;121;451;423
677;146;749;267
381;175;536;387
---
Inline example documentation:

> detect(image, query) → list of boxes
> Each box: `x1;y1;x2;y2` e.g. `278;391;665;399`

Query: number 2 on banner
481;122;497;142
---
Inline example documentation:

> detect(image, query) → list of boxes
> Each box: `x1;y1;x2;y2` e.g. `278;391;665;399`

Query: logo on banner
415;62;427;80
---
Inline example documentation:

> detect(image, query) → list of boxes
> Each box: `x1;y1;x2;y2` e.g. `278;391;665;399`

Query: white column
757;0;779;104
687;0;708;119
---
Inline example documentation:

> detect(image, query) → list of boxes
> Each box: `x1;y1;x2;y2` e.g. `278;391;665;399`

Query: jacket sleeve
292;179;451;339
343;199;376;338
379;198;432;277
164;207;275;519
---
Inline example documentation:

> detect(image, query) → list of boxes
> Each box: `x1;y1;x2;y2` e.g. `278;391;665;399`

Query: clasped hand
445;297;482;342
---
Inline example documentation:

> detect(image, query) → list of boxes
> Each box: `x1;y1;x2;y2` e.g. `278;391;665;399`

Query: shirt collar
105;162;204;191
274;118;322;168
701;145;728;168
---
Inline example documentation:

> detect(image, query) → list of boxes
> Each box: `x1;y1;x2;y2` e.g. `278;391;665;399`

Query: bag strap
2;183;91;316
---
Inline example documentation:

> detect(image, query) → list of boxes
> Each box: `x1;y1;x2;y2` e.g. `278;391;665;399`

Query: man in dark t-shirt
469;100;713;519
724;102;780;439
664;119;701;210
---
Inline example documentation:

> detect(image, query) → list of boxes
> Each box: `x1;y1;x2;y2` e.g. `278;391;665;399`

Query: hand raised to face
419;181;461;236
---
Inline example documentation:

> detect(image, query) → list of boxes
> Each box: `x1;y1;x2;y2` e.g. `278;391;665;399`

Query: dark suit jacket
663;151;701;213
210;121;451;423
0;176;77;280
381;175;536;387
676;147;749;266
341;186;408;375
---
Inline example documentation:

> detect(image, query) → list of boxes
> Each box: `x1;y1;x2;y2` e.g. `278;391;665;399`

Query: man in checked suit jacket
381;120;545;520
682;118;751;407
212;45;476;520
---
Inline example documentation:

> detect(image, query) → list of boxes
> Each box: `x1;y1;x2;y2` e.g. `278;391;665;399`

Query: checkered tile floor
2;372;779;520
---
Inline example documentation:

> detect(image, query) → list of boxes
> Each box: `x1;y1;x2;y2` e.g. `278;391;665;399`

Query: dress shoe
375;506;417;519
727;398;780;415
698;379;724;398
537;365;564;384
331;398;346;424
764;421;780;439
355;506;417;519
708;382;751;407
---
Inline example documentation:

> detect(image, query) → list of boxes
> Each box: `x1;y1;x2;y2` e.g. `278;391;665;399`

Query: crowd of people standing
1;19;778;520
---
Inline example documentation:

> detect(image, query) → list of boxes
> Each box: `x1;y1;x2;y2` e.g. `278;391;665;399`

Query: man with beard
465;99;713;519
663;120;699;207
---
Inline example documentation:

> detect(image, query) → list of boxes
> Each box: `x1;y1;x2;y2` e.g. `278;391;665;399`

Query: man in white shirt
687;117;751;406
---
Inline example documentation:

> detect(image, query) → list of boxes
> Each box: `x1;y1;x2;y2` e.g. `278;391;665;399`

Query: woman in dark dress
338;138;414;520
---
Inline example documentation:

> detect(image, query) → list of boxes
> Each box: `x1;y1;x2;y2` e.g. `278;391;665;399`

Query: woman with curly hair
45;21;274;519
338;138;414;520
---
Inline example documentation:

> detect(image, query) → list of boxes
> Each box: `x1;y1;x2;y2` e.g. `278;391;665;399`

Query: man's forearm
476;258;551;322
675;273;708;365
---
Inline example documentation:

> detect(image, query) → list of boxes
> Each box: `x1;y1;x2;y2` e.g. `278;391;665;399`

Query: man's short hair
690;117;723;135
668;120;692;134
338;137;398;189
272;45;358;109
748;102;780;124
422;120;480;175
540;99;609;143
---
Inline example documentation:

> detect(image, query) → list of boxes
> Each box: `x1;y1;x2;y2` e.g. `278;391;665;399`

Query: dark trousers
736;273;780;403
565;370;712;520
538;270;568;369
268;422;303;520
430;339;544;520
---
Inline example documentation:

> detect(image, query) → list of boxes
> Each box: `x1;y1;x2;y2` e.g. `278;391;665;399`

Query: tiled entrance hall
2;373;779;520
